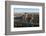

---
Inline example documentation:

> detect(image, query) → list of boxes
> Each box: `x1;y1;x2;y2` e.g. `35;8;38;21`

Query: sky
14;5;40;13
14;8;39;13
